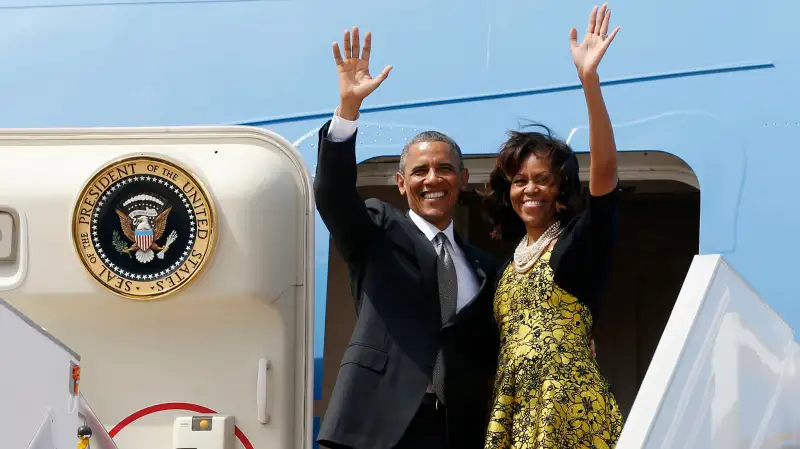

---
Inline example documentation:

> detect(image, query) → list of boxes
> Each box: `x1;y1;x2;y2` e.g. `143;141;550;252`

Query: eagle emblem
112;193;178;263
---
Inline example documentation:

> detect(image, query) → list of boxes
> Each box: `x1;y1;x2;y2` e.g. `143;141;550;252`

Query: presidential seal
72;155;216;300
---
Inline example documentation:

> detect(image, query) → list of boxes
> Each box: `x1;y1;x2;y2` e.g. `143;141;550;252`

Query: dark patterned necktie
432;232;458;404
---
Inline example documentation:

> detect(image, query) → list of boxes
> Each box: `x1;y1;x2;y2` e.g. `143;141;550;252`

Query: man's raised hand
333;27;392;120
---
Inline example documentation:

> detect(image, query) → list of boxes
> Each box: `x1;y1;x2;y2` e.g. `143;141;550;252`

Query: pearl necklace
513;221;563;274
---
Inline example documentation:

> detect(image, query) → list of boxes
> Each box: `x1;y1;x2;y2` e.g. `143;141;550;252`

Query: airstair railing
616;254;799;449
78;393;120;449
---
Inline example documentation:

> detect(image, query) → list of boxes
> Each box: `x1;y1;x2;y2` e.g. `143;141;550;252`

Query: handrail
78;393;119;449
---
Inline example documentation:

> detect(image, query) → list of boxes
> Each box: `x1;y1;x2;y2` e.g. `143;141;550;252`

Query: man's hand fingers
362;32;372;62
343;29;352;59
332;42;344;67
375;65;393;82
351;26;360;60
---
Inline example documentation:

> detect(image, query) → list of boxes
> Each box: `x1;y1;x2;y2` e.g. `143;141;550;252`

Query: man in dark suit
313;27;501;449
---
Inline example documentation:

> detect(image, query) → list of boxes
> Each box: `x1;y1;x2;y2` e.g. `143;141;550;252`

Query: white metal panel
0;296;80;449
0;126;314;449
756;341;800;449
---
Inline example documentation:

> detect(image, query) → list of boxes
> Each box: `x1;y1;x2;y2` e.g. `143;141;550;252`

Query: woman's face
509;153;560;235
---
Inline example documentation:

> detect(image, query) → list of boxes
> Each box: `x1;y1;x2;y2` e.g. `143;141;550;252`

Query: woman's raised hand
569;4;620;82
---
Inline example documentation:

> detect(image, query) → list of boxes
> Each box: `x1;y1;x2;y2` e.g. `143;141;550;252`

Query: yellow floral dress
485;188;624;449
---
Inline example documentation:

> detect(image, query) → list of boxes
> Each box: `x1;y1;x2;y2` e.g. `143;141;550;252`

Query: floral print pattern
485;250;623;449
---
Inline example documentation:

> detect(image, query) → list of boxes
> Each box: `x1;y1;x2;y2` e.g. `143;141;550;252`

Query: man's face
396;141;469;230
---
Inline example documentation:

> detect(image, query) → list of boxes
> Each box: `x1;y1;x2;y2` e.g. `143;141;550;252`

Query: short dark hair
481;123;582;241
399;131;464;173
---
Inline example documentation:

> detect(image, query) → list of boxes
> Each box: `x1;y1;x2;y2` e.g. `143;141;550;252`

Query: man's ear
396;172;407;196
460;167;470;190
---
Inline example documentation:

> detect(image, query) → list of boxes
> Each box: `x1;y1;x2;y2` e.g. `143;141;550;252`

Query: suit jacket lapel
397;212;441;322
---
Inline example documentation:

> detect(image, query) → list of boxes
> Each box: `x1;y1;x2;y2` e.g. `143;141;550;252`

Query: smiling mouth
522;200;544;208
421;191;446;200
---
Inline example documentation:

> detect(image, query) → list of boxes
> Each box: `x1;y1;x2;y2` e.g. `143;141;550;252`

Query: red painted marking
109;402;255;449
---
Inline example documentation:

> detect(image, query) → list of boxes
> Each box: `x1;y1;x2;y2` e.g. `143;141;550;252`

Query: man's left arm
475;257;502;388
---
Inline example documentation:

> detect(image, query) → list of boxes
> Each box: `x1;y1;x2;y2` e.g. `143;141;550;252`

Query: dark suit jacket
313;120;500;449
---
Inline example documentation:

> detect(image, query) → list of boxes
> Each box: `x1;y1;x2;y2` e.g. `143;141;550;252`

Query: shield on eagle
135;228;154;252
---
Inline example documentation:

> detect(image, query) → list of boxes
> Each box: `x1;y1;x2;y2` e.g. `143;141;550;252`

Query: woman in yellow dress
481;4;624;448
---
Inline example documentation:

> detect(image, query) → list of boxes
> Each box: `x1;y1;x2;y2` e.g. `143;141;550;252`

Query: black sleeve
312;120;378;269
550;185;620;315
480;256;503;377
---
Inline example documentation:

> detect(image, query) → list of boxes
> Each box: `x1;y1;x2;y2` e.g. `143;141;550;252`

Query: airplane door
0;125;314;449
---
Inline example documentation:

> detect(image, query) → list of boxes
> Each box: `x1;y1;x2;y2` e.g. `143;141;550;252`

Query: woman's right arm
569;3;621;197
552;5;623;312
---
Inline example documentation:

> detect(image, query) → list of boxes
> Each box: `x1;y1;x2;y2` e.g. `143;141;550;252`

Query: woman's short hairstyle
481;123;583;241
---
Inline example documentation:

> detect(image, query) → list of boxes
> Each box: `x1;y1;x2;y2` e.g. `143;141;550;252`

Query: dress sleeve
549;184;620;316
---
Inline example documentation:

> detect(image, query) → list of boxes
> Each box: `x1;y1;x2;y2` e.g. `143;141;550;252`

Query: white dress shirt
326;111;481;394
406;210;480;313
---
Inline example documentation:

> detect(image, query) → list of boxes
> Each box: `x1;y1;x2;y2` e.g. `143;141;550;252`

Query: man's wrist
337;99;362;121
